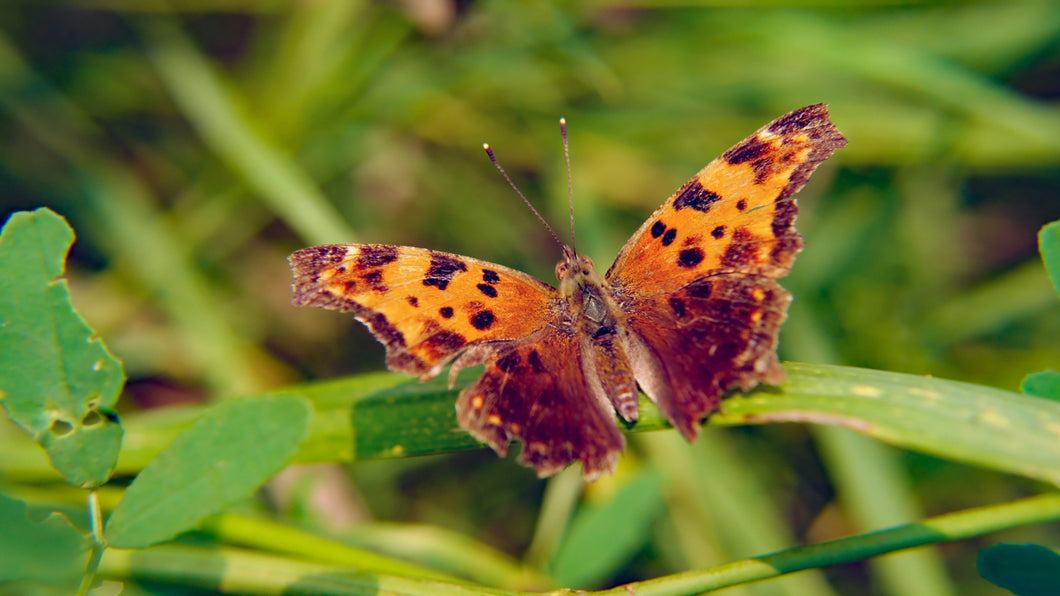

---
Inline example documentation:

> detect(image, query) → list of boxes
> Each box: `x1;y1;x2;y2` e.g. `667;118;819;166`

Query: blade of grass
784;299;956;596
98;544;520;596
594;493;1060;596
138;18;356;246
637;430;837;596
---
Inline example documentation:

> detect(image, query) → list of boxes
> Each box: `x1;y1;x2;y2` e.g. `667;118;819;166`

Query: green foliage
0;491;84;585
1022;371;1060;402
106;393;311;548
977;543;1060;596
549;470;665;588
0;208;123;487
1041;221;1060;297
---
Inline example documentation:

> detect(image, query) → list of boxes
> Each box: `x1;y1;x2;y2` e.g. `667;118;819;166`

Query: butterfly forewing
290;244;559;379
606;104;847;296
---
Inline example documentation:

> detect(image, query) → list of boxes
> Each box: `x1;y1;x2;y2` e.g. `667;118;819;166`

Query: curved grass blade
5;363;1059;490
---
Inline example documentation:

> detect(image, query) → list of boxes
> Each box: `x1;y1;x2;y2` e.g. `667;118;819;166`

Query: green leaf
1022;371;1060;401
0;490;85;584
0;208;124;487
977;543;1060;596
1040;220;1060;297
549;470;665;588
105;393;311;548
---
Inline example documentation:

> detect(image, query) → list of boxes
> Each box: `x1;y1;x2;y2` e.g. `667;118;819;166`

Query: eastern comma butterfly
290;104;847;480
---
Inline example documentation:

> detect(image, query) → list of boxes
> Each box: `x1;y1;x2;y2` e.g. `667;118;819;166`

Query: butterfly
290;104;847;480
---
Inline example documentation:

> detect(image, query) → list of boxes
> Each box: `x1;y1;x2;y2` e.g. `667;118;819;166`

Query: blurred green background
2;1;1059;594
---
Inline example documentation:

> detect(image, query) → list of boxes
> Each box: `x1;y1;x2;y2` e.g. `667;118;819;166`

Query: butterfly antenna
560;117;576;256
483;143;566;252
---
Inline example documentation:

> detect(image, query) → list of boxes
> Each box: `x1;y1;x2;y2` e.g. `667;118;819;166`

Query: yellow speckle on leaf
851;384;882;398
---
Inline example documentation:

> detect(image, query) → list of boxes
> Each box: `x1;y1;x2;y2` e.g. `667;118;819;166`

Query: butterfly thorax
555;247;641;422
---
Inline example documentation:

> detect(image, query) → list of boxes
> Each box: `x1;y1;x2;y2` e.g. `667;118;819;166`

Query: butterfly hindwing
452;329;625;480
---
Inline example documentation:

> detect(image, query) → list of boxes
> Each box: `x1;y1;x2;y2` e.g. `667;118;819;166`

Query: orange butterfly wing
290;245;557;379
290;244;625;477
607;104;847;438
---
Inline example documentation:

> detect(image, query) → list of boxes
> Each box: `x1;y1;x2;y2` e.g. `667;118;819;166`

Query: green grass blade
139;19;357;246
105;393;311;548
4;363;1059;490
0;208;124;487
549;470;665;588
98;543;519;596
594;494;1060;596
719;363;1060;487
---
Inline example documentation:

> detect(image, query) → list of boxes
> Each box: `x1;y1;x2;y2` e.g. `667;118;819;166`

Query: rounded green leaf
1040;220;1060;297
978;543;1060;596
0;208;124;487
0;491;85;584
105;393;311;548
1022;370;1060;402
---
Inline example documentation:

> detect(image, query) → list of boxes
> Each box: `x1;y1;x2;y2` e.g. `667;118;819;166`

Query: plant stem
76;490;106;596
594;493;1060;596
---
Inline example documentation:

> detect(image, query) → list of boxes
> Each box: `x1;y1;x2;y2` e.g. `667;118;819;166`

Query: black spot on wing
357;245;398;269
496;351;522;373
363;270;388;292
736;199;748;211
724;135;770;165
470;310;495;330
770;200;803;263
651;221;666;238
711;225;726;239
477;283;498;298
669;297;686;318
685;279;713;298
661;228;677;246
440;306;454;319
423;253;468;290
406;296;419;307
482;269;500;284
722;227;759;268
290;245;348;274
527;349;546;374
424;330;466;353
769;104;825;136
678;248;705;268
673;182;722;212
363;311;405;348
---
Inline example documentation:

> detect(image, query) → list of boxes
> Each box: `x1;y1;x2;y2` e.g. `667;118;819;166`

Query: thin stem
76;490;107;596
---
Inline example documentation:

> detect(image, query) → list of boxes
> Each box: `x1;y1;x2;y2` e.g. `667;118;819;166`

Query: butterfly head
557;245;604;300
